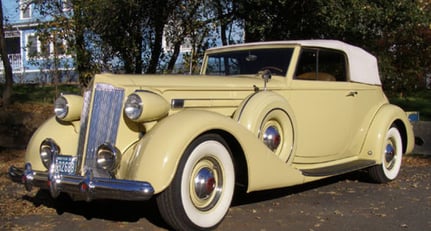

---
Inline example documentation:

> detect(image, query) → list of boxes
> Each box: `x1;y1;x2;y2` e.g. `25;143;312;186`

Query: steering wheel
259;66;284;75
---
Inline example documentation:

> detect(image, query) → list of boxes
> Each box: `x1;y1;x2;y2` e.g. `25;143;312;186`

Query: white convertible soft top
292;40;381;85
208;40;381;85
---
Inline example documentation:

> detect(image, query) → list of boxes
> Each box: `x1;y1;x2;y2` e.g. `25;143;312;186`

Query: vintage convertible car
9;40;414;230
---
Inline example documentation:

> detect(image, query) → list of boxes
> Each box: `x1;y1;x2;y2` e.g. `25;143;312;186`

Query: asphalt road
1;153;430;231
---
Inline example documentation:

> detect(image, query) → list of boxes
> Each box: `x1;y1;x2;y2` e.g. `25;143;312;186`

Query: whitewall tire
157;134;235;230
368;126;403;183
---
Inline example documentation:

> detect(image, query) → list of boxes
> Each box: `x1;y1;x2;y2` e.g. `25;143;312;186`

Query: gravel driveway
1;149;430;231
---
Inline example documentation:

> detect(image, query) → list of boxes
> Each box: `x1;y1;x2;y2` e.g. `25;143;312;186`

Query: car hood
91;73;285;93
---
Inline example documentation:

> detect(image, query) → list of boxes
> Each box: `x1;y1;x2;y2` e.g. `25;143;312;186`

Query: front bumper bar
8;163;154;201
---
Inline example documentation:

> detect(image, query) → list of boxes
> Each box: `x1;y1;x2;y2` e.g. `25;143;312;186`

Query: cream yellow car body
12;40;415;230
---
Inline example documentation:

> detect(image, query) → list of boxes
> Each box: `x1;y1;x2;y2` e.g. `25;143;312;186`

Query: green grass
389;90;431;121
4;84;82;104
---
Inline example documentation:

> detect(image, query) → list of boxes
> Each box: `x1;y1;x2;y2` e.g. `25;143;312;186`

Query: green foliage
0;84;81;104
235;0;431;96
25;0;431;97
389;90;431;121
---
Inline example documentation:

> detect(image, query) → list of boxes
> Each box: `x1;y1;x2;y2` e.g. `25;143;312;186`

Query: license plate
54;155;77;175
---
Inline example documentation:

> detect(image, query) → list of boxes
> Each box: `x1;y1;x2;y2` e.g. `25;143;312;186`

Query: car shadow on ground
231;170;374;206
22;190;170;229
20;170;374;228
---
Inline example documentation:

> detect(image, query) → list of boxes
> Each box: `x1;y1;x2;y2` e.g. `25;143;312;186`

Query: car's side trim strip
300;159;376;177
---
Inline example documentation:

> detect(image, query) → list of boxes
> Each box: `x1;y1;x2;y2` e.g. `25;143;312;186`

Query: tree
235;0;431;95
0;0;13;106
314;0;431;95
23;0;97;87
146;0;180;73
164;0;222;74
84;0;149;74
164;1;201;73
72;0;98;87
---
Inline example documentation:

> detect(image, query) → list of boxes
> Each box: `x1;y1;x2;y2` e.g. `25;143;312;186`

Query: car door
288;48;357;164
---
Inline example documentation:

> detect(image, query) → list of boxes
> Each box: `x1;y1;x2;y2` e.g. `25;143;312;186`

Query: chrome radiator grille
77;83;125;177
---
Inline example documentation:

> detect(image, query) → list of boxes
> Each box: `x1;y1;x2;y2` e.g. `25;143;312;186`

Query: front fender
126;110;304;194
25;117;79;171
360;104;415;163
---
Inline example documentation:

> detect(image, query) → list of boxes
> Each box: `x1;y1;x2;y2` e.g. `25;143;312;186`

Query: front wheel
157;134;235;230
368;126;403;183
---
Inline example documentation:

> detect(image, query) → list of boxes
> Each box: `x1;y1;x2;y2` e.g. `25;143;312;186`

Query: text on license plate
55;155;77;175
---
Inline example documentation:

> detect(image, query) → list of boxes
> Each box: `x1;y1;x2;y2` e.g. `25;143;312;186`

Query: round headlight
54;96;68;119
40;139;60;169
124;93;143;120
96;143;121;173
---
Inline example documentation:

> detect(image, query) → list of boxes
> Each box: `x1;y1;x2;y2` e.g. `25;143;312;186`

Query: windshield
204;48;294;76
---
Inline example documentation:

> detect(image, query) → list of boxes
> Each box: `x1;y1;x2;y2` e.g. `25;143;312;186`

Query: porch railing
0;54;22;72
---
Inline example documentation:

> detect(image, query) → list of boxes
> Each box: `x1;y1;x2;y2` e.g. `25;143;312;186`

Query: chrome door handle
347;91;358;97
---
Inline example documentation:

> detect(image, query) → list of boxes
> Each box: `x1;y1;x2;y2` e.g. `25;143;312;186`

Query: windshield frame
201;45;296;77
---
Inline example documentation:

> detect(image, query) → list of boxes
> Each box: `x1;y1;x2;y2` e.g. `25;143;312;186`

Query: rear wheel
157;134;235;230
368;126;403;183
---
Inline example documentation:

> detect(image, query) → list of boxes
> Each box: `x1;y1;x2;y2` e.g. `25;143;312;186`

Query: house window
26;34;68;58
27;34;38;58
181;37;192;53
20;1;32;19
40;39;51;57
6;37;20;55
54;37;66;56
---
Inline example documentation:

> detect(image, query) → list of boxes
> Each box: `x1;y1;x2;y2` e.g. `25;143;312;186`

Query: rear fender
360;104;414;163
126;110;304;194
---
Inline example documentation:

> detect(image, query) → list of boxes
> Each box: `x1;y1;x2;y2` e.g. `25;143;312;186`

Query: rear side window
295;48;347;82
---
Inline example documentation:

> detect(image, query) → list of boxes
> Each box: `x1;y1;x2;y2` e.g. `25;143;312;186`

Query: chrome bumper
8;163;154;201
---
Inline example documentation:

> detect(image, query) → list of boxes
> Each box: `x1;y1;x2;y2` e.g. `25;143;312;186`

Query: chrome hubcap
190;157;223;211
194;167;216;199
385;143;396;169
263;126;281;151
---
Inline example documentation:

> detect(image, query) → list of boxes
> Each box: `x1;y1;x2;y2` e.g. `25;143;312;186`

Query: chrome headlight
124;93;143;120
124;91;170;122
40;138;60;169
54;96;68;119
96;143;121;174
54;94;83;121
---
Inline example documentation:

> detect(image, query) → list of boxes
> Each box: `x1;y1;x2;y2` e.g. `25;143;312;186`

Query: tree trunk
166;41;181;73
73;2;93;87
0;0;13;106
147;24;164;74
134;30;143;74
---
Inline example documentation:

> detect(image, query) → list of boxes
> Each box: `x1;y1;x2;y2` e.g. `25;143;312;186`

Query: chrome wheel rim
190;157;223;211
384;143;396;170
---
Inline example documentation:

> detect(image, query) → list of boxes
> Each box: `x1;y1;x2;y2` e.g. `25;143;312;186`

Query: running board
300;160;376;177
